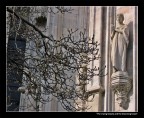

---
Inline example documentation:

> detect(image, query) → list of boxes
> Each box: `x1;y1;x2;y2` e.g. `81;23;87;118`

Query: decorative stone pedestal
111;71;132;109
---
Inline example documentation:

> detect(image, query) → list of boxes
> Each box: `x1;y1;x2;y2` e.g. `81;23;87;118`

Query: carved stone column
111;71;132;109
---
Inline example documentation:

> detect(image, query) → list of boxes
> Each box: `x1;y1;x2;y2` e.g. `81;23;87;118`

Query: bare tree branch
6;6;106;112
7;7;52;40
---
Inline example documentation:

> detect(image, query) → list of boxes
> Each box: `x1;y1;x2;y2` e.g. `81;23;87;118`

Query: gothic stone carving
111;71;132;109
110;13;132;109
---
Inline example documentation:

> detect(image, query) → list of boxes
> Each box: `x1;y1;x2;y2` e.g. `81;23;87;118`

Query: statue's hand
115;28;123;33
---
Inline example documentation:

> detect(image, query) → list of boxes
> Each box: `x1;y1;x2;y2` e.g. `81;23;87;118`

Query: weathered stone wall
44;6;89;112
18;6;138;112
45;6;138;112
86;6;104;112
86;6;138;112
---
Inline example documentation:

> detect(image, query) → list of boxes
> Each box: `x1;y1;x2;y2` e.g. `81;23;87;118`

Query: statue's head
116;13;124;24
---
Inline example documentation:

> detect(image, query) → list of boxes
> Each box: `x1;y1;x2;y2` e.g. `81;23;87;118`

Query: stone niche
111;71;132;109
110;6;137;112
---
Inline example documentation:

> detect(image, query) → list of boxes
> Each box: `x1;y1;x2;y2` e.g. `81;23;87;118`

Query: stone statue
111;13;129;73
110;14;132;110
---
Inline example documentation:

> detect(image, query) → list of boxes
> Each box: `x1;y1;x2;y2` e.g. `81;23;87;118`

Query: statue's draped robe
111;25;129;71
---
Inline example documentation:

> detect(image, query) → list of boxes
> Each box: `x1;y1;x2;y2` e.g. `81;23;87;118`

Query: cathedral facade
7;6;138;112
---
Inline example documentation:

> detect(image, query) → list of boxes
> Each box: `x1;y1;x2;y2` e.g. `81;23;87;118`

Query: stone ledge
86;85;104;94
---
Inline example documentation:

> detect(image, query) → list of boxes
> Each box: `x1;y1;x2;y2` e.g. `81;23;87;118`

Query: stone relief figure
111;13;129;73
110;14;132;109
